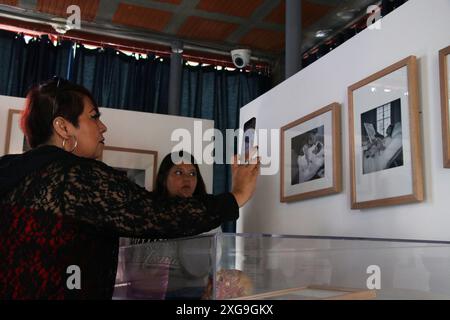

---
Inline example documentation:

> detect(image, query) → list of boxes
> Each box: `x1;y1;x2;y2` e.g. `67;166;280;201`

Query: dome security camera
231;49;251;68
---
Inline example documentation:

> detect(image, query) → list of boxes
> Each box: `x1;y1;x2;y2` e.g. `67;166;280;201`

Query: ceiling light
315;29;331;38
336;10;356;21
50;23;70;34
49;18;72;34
172;47;183;54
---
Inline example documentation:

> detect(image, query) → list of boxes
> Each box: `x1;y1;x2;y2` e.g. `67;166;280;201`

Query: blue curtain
180;65;271;232
70;45;170;113
0;30;272;233
0;31;70;97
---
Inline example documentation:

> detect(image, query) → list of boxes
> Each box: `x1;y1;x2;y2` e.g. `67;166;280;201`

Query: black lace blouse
0;146;239;299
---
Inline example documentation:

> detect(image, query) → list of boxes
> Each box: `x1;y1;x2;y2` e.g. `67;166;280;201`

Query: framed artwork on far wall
280;103;342;202
4;109;31;155
439;45;450;168
101;146;158;191
348;55;424;209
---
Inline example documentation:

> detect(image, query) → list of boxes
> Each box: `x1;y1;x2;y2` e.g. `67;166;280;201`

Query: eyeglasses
51;76;69;118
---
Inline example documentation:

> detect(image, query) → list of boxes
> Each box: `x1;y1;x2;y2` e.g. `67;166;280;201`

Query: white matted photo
280;103;342;202
4;109;31;154
101;146;157;191
348;56;424;209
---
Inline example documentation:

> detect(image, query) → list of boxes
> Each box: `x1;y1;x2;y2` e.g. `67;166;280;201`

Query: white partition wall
0;96;214;192
238;0;450;241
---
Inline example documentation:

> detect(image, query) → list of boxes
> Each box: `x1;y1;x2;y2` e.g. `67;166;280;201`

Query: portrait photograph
101;146;157;192
348;56;424;209
281;103;341;202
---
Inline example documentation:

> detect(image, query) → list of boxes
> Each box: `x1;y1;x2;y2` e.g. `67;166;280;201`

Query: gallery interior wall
0;95;215;192
238;0;450;241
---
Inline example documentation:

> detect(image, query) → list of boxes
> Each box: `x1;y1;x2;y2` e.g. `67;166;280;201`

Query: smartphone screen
242;117;256;162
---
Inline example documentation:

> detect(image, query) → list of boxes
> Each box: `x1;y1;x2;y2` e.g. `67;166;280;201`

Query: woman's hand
230;149;260;207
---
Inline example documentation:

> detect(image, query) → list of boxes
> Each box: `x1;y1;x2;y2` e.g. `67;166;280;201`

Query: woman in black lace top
0;78;259;299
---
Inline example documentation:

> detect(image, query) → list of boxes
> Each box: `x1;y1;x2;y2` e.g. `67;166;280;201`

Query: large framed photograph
348;56;424;209
101;146;158;191
4;109;31;154
280;103;342;202
439;45;450;168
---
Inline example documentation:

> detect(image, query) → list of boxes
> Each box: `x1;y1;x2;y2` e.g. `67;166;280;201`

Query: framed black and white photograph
439;45;450;168
101;146;157;191
348;56;424;209
290;125;325;184
280;103;341;202
4;109;30;155
360;98;403;174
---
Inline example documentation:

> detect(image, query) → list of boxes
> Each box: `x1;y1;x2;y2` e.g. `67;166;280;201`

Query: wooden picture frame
439;45;450;168
348;56;423;209
234;285;376;300
4;109;30;154
280;103;342;202
101;146;158;192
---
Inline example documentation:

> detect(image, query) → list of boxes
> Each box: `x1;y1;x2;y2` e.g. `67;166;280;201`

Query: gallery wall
238;0;450;241
0;95;215;192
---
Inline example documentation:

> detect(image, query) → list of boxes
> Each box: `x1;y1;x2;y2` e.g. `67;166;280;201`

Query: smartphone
242;117;256;162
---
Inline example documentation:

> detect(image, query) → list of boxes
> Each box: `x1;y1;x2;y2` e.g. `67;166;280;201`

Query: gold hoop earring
62;136;78;153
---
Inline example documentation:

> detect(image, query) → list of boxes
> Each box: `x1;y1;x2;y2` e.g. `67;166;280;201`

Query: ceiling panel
264;1;284;24
113;3;173;32
265;0;334;28
0;0;17;6
37;0;99;22
177;16;239;42
196;0;264;18
0;0;382;62
239;28;285;52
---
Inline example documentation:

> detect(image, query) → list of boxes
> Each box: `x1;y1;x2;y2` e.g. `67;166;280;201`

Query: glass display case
113;233;450;300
